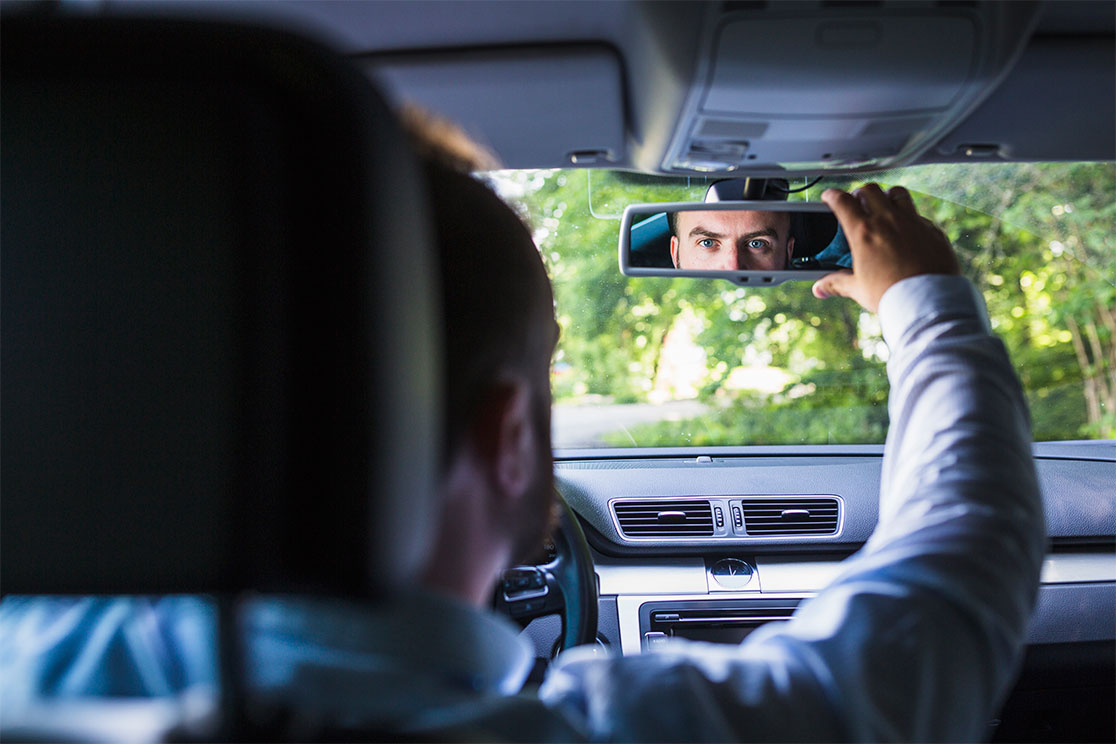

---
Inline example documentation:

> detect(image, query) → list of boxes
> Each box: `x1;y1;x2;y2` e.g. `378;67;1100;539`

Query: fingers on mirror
822;188;868;224
853;183;890;215
887;185;917;213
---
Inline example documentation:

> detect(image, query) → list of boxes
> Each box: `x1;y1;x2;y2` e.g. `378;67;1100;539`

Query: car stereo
638;598;801;650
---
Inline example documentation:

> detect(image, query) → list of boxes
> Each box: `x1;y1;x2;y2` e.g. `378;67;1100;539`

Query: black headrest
1;15;442;598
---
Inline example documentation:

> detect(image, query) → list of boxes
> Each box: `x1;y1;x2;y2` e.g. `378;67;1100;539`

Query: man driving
669;209;795;271
327;118;1043;740
1;116;1044;742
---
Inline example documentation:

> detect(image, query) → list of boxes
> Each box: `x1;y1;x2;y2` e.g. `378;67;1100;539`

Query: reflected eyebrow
737;229;779;242
687;226;726;240
687;226;780;242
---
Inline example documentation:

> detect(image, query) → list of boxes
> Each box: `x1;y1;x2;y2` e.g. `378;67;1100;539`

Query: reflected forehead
677;209;788;235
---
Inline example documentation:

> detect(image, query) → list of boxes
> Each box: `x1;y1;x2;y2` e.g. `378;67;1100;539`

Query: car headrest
0;15;442;598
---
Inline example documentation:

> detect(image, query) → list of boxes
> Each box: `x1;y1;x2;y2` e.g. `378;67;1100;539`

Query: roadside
552;399;709;448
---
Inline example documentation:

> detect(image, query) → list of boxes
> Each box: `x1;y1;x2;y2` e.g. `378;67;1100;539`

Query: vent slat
616;515;709;522
614;499;714;538
622;528;713;532
746;527;835;530
622;524;713;529
622;530;713;535
741;506;839;513
619;527;715;531
614;497;839;539
741;497;839;537
615;517;714;522
742;509;837;513
614;512;712;517
614;506;709;511
746;515;837;521
739;505;836;510
746;518;839;522
745;528;835;533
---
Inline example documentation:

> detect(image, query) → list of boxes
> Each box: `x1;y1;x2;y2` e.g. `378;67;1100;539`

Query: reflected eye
747;239;770;251
698;238;717;249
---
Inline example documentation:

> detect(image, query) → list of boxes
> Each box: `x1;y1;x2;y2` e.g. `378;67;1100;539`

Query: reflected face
670;210;795;271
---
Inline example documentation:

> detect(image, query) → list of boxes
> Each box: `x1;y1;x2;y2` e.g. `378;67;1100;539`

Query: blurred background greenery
489;163;1114;446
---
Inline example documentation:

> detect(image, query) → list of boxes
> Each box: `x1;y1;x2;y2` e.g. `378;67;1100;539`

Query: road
552;399;709;449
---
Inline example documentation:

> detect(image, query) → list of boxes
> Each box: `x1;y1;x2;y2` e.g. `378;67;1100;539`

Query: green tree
886;163;1115;438
498;163;1114;445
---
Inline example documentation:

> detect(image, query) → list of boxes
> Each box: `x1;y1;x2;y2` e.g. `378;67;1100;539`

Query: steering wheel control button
501;567;549;602
510;597;547;617
709;558;756;590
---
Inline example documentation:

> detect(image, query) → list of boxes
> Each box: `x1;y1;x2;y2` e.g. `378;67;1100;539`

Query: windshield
488;163;1115;449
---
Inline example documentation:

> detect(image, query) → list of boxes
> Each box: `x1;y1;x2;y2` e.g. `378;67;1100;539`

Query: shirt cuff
877;274;991;348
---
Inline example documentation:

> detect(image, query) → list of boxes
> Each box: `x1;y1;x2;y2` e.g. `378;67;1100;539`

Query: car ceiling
95;0;1116;174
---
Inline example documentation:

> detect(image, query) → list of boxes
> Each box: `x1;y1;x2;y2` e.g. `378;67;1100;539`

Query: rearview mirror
619;202;849;286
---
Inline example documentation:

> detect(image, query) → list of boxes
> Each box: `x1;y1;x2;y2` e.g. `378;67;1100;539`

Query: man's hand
812;184;959;312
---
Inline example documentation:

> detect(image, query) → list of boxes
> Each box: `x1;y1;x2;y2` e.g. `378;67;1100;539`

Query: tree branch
1065;315;1102;424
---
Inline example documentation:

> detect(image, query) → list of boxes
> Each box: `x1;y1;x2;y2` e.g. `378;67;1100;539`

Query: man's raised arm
542;184;1045;742
788;184;1047;739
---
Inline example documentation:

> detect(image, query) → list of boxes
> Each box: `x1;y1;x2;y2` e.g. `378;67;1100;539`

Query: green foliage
604;371;889;447
498;163;1115;445
885;162;1116;440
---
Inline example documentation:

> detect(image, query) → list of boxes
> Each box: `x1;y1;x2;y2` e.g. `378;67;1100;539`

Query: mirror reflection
630;209;850;271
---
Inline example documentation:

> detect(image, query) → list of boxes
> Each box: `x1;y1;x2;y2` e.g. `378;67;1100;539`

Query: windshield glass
487;163;1115;449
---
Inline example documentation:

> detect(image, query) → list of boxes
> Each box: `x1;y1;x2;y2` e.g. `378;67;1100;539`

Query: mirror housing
619;201;847;286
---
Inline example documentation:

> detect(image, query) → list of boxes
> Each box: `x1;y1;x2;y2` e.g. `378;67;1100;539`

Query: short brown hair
399;104;501;173
401;105;554;466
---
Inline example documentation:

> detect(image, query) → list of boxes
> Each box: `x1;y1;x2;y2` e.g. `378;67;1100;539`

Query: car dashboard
525;443;1116;742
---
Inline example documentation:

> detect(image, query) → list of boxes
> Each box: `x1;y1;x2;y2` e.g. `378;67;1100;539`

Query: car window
487;163;1115;448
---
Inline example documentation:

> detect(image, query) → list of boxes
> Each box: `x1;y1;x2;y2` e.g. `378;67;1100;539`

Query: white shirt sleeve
540;275;1046;742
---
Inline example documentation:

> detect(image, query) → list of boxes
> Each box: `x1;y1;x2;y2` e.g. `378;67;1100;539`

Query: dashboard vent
614;499;714;538
741;498;840;536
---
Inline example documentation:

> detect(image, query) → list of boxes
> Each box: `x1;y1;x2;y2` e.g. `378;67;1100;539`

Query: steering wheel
493;493;598;654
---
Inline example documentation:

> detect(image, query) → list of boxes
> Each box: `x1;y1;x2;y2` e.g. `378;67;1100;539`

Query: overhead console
661;1;1043;175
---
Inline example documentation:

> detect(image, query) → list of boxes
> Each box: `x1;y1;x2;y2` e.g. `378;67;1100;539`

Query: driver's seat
1;12;442;740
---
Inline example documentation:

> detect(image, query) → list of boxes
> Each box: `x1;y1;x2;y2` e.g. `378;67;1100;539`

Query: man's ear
787;235;796;261
474;379;536;503
670;236;681;268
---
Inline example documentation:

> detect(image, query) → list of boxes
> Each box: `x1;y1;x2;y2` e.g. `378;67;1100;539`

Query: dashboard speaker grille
614;499;714;537
741;498;840;535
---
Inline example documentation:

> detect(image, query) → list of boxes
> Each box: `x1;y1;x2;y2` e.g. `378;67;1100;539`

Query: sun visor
370;45;625;169
664;2;1042;175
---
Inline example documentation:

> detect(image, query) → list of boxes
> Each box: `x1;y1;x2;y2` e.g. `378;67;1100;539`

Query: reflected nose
712;247;742;271
732;241;760;271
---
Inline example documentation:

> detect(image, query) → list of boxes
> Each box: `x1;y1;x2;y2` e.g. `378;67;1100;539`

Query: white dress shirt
539;275;1045;741
0;275;1045;742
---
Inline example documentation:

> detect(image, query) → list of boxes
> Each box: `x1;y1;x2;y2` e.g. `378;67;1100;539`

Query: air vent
614;499;714;538
741;498;840;536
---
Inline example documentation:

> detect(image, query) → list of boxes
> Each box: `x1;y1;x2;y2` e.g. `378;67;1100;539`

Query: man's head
669;209;795;271
402;107;559;605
